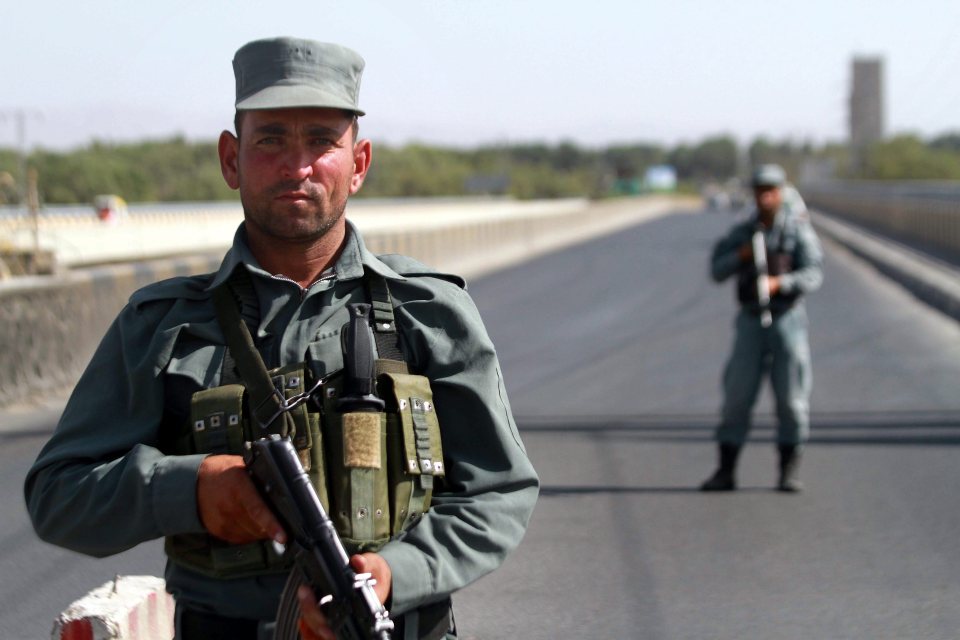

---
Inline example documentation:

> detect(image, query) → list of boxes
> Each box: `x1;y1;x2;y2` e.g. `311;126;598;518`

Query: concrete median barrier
812;209;960;322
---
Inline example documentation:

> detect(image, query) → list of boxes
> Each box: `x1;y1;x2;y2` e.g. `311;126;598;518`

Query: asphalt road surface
2;205;959;639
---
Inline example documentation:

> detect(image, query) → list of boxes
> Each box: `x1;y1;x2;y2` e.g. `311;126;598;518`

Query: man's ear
218;130;240;190
350;138;373;195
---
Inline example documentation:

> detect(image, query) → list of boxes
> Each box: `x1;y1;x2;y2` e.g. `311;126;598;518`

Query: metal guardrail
802;180;960;259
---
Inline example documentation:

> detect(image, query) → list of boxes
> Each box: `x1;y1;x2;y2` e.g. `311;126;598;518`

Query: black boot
777;444;803;493
700;444;741;491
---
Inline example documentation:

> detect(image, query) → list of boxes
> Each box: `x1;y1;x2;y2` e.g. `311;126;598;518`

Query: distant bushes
2;131;959;206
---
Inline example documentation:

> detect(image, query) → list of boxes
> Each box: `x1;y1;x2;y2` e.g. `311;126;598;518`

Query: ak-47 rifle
245;435;393;640
751;228;773;328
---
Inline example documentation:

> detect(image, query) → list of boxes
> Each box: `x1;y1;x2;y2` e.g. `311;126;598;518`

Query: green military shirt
24;220;539;622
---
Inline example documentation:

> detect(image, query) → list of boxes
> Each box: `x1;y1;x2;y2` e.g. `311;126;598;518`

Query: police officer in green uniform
24;37;539;640
701;164;823;493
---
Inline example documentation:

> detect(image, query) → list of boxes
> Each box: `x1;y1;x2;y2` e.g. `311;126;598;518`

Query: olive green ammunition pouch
165;271;445;579
321;370;444;553
176;363;317;461
166;362;326;579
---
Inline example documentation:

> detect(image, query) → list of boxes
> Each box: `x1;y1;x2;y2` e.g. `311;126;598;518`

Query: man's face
754;185;782;216
218;107;371;244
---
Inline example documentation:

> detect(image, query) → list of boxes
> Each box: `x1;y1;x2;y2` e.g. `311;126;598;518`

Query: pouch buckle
254;374;330;431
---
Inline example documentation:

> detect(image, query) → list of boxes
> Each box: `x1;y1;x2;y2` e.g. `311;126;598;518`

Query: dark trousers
175;605;272;640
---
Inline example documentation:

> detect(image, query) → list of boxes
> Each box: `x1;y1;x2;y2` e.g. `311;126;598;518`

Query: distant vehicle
708;191;732;210
703;183;732;210
93;194;128;223
725;178;748;210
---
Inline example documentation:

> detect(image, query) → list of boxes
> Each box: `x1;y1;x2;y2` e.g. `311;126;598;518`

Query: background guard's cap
751;164;787;188
233;37;365;115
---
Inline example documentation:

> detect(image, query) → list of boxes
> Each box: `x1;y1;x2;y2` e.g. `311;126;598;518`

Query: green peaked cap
233;37;365;115
751;164;786;188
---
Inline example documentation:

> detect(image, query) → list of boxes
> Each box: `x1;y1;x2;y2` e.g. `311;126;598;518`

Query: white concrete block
52;575;174;640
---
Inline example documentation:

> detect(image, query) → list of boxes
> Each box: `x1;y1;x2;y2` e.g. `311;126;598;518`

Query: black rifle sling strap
366;272;409;375
219;265;259;385
212;276;292;437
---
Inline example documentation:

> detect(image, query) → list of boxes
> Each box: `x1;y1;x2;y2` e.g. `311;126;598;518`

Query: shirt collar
206;219;406;292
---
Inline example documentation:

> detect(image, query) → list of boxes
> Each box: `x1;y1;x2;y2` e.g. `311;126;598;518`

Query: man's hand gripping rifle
244;303;393;640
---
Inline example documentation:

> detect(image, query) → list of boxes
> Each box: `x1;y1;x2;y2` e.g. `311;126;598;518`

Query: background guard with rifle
701;164;824;493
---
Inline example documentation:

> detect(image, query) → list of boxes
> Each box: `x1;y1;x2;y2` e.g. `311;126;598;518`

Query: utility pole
1;109;43;274
27;167;40;256
0;109;43;216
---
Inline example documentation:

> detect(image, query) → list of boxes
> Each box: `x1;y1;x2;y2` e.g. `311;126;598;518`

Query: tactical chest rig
736;219;800;314
165;270;445;579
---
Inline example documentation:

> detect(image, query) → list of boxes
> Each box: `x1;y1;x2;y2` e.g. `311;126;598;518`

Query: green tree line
1;131;959;206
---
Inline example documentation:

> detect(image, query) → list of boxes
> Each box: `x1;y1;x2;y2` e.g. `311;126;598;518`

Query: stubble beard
242;181;348;245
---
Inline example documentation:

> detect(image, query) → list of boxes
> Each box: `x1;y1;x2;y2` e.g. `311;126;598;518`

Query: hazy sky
3;0;959;151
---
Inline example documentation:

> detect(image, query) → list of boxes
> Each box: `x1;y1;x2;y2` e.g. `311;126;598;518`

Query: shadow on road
516;410;960;446
539;485;701;496
538;485;786;496
0;427;58;444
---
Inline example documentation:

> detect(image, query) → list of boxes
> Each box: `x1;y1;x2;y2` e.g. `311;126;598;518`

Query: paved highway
2;205;959;639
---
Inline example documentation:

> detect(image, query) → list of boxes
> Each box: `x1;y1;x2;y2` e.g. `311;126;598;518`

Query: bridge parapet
802;180;960;260
0;197;644;269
